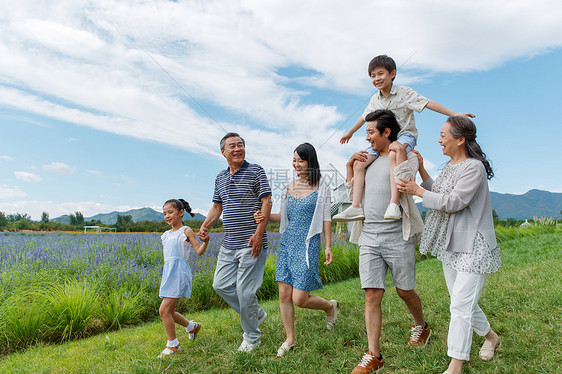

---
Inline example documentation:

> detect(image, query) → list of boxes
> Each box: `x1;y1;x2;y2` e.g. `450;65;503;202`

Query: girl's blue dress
159;226;193;298
276;191;323;291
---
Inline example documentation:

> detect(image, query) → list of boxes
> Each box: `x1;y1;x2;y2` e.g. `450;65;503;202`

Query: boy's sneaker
351;351;383;373
408;322;431;346
187;321;202;341
333;206;365;222
384;203;401;220
237;339;261;353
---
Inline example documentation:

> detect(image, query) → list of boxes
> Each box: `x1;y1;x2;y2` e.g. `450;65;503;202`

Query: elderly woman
397;116;501;374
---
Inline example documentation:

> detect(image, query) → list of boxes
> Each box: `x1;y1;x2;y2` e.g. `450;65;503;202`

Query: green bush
39;280;101;341
99;289;142;330
0;291;46;351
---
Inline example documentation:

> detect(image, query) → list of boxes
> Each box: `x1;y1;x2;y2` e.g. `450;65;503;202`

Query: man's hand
248;232;263;258
197;227;209;242
388;141;406;153
346;150;369;167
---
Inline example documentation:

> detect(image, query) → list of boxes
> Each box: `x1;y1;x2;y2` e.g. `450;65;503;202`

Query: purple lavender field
0;231;355;351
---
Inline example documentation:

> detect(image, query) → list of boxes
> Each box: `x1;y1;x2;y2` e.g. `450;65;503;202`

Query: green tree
7;213;31;222
0;211;8;228
75;211;84;225
116;214;133;232
69;213;77;226
41;211;49;223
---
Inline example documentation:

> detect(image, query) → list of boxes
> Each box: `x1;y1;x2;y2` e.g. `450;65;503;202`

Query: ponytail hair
164;198;196;218
447;116;494;180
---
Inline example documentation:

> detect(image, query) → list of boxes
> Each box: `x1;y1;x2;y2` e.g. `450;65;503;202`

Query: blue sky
1;1;562;220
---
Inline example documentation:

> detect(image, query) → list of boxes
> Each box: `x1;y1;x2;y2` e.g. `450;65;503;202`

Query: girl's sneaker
187;322;202;341
157;345;181;358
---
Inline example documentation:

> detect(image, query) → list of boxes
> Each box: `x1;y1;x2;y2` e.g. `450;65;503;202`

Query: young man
198;132;272;352
345;110;429;373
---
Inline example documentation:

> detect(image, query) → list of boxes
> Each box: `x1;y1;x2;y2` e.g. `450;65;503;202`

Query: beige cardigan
347;152;424;244
421;158;497;253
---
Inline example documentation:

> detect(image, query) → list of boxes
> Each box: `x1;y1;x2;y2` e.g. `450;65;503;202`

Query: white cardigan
422;158;497;253
279;179;332;268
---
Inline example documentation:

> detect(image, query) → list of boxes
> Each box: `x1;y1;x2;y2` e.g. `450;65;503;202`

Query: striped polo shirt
213;160;271;250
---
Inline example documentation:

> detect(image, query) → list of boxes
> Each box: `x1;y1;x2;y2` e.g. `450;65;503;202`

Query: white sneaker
384;203;401;220
238;339;261;352
333;206;365;222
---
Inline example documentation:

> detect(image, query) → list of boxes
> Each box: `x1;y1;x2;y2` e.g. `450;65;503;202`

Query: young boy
334;55;474;222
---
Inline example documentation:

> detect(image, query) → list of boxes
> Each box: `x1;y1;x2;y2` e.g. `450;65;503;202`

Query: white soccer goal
83;226;117;233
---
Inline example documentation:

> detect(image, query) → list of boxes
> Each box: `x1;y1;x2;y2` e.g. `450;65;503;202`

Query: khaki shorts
359;231;417;290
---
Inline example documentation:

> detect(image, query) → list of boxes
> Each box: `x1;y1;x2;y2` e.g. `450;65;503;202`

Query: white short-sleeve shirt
362;84;429;139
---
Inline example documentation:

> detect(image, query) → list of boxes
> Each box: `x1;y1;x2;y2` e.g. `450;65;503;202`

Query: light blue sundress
159;226;193;298
276;191;323;291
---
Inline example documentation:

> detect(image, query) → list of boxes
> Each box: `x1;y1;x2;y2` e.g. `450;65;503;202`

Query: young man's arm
425;100;475;118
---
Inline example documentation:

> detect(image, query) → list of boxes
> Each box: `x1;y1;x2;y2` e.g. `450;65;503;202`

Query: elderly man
347;110;430;374
198;132;272;352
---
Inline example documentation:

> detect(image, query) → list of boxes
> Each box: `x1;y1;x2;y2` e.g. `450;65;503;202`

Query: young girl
157;198;209;358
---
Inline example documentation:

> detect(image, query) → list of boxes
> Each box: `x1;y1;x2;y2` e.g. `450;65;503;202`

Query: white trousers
443;263;491;361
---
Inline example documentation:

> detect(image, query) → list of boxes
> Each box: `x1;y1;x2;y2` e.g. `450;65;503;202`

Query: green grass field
1;230;560;373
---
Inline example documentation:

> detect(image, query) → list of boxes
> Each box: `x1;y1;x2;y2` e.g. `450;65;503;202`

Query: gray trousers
212;246;267;344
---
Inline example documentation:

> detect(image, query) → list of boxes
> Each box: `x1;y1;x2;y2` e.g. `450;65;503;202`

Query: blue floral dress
276;191;323;291
159;227;193;298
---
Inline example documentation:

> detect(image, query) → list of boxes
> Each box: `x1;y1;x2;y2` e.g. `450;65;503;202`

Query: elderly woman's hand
397;177;425;197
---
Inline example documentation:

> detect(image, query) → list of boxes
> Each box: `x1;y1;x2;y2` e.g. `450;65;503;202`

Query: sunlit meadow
0;231;357;353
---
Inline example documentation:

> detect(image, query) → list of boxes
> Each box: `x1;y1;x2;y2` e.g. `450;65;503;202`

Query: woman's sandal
276;341;296;357
479;336;500;361
326;300;339;330
157;345;181;358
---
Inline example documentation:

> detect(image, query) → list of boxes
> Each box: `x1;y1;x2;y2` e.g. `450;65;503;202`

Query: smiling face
163;202;183;227
292;151;309;180
221;136;245;166
439;121;464;158
370;66;396;94
366;120;391;153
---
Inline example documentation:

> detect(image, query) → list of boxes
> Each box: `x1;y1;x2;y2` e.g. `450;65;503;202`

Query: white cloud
121;175;135;184
67;137;76;142
0;155;13;161
0;185;27;199
14;171;41;183
42;162;75;174
0;0;560;175
87;169;102;177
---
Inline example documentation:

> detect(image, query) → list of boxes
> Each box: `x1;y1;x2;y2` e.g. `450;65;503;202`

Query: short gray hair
220;132;245;150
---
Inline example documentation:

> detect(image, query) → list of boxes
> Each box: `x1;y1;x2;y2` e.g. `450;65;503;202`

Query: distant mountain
416;189;562;220
52;208;206;225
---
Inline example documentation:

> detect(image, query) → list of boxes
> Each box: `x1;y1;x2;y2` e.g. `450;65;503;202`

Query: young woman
255;143;338;357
